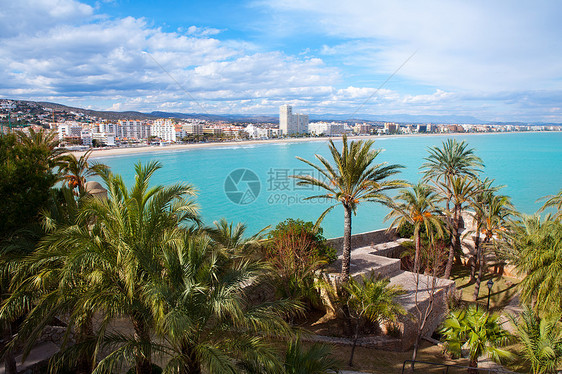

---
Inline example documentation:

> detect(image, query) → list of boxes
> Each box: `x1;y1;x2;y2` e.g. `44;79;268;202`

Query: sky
1;0;562;122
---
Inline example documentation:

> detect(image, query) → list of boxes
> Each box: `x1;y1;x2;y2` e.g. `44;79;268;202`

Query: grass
450;264;519;311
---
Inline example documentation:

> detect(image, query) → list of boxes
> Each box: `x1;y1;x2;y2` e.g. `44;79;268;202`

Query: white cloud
1;0;561;121
265;0;562;92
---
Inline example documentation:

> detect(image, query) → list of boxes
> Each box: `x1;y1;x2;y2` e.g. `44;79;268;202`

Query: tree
7;161;200;374
59;149;104;196
343;273;405;366
385;182;445;275
422;139;483;278
442;175;480;278
0;130;61;240
282;337;341;374
0;130;65;374
539;189;562;221
469;182;514;302
129;232;298;374
292;135;406;282
512;306;562;374
508;216;562;314
440;306;512;371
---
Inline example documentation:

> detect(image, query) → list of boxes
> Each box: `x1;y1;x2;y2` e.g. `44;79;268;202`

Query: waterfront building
353;123;371;134
279;104;309;135
183;123;203;136
152;119;176;142
57;122;82;140
384;122;399;134
309;122;345;136
80;128;93;147
116;120;151;140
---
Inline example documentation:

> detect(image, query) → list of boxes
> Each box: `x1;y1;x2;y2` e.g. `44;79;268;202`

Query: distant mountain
35;101;158;120
306;113;486;124
148;111;277;123
4;98;561;125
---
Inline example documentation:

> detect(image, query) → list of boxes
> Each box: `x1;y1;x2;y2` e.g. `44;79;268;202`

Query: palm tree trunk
414;232;421;274
341;204;352;283
75;316;94;374
132;316;152;374
444;206;460;279
180;342;201;374
348;321;360;367
2;323;17;374
473;236;488;303
472;228;482;302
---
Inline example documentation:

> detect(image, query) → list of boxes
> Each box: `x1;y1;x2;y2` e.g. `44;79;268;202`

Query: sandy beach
73;131;548;158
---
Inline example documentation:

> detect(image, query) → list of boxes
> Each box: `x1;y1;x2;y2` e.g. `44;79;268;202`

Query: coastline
74;131;552;158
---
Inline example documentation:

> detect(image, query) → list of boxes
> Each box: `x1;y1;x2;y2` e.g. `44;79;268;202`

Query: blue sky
1;0;562;122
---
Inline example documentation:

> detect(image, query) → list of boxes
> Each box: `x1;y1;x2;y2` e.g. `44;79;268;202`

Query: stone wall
327;228;398;255
398;286;452;351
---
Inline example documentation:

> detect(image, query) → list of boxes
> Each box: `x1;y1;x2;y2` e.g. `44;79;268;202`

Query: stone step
331;251;402;279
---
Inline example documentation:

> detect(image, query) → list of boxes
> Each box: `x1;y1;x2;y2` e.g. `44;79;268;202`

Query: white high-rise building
116;120;151;140
57;122;82;140
152;119;177;142
279;105;308;135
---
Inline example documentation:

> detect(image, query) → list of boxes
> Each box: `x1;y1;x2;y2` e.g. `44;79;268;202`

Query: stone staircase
327;233;456;351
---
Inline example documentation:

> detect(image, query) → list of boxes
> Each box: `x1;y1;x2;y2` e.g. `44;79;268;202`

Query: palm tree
509;216;562;314
206;218;266;256
292;135;406;282
422;139;483;194
512;306;562;374
469;185;514;302
442;175;481;278
59;150;104;195
344;272;405;366
6;161;200;374
539;189;562;221
283;337;341;374
422;139;483;278
125;232;298;374
440;306;512;371
385;182;445;274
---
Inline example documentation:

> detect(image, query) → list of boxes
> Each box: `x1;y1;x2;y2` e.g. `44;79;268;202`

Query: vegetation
512;306;562;374
344;273;405;366
292;134;405;282
2;130;562;373
422;139;484;278
440;306;512;370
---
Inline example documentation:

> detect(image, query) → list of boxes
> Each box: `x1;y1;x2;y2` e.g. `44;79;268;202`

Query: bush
264;219;336;309
267;219;336;264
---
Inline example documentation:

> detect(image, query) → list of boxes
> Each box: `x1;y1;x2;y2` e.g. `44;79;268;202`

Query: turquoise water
94;132;562;238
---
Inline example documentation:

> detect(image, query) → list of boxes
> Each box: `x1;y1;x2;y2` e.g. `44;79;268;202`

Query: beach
72;131;549;158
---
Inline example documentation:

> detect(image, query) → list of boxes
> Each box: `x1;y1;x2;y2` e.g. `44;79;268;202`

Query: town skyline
2;1;562;122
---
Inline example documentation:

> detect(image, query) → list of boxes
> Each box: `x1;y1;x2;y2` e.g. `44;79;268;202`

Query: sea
94;132;562;238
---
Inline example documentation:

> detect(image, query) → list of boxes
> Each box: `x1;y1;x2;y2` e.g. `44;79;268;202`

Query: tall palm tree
422;139;483;278
442;175;481;278
440;306;512;371
422;139;483;195
292;135;406;282
470;186;514;302
385;182;445;274
512;306;562;374
539;189;562;221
